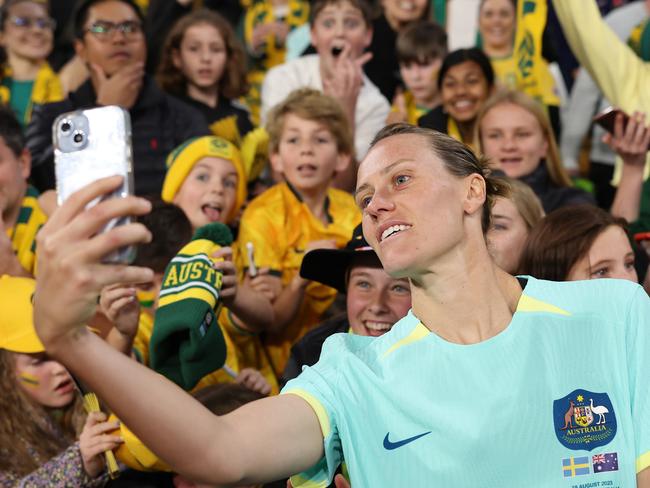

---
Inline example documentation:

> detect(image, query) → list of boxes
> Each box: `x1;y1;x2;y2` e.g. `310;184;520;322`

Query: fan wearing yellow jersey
0;105;53;277
238;89;361;377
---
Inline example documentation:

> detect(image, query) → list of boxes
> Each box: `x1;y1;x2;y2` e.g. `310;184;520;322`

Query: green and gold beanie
149;223;233;390
161;136;247;224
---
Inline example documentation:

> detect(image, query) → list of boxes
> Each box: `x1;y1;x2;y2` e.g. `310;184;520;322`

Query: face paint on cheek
19;372;40;388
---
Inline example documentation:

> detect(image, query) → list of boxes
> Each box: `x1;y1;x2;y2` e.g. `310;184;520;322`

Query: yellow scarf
0;62;63;125
512;0;559;106
447;118;477;154
7;186;48;276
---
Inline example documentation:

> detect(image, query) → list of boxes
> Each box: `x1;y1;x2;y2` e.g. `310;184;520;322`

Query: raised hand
602;110;650;168
33;176;153;354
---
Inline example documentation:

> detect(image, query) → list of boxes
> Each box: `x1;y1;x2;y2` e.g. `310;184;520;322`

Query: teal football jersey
282;277;650;487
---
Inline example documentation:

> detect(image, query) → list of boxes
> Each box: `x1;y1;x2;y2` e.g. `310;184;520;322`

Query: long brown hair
156;9;248;100
0;350;85;476
517;205;630;281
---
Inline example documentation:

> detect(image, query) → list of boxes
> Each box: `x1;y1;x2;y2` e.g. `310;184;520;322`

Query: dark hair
156;9;248;100
369;123;510;234
437;47;495;90
73;0;144;40
310;0;375;27
133;199;193;273
396;20;447;65
517;205;631;281
192;383;265;415
0;104;25;156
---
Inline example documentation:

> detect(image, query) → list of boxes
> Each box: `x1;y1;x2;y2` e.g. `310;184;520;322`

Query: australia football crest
553;389;617;451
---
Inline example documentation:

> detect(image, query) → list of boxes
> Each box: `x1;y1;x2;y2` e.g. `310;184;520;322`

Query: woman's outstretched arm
33;176;324;486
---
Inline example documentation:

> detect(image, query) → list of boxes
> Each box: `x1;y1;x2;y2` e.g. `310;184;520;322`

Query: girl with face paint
0;275;123;486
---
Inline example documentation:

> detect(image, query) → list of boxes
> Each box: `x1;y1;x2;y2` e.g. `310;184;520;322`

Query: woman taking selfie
31;125;649;486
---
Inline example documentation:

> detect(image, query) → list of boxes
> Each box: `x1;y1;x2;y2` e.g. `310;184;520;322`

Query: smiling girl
0;0;62;127
0;275;122;486
477;89;593;212
418;47;494;152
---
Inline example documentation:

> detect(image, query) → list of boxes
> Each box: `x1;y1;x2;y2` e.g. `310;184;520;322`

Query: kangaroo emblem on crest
560;400;575;430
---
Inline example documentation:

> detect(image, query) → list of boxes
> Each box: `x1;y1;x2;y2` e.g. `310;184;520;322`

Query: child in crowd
477;0;561;135
243;0;310;125
477;89;594;213
261;0;389;166
0;104;54;277
161;137;279;388
487;176;544;275
99;197;275;395
418;47;495;152
238;88;361;377
388;19;447;125
0;275;121;486
0;0;62;127
519;204;640;283
157;9;253;148
282;223;411;384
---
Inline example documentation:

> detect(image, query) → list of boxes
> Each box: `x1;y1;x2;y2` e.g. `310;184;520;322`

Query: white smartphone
53;105;136;264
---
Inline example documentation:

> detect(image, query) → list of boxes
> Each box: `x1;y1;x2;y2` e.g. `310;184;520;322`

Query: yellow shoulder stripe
283;389;331;438
637;450;650;474
289;473;330;488
382;322;429;359
516;294;571;316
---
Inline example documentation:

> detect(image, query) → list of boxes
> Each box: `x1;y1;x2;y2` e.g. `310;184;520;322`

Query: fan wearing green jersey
30;124;650;488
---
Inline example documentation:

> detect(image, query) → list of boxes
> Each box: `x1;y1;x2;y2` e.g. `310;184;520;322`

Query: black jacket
26;76;209;196
522;164;595;214
281;314;349;387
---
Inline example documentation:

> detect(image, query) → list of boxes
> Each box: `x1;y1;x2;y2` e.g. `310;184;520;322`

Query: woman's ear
463;174;487;216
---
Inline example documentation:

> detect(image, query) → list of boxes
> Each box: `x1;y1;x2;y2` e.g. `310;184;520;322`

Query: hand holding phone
53;106;136;264
594;107;650;156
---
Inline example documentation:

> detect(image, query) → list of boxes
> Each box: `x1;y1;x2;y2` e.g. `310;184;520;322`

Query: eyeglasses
7;15;56;30
84;20;143;41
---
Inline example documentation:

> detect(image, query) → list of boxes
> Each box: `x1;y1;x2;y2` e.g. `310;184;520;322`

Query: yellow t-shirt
6;186;48;276
237;182;361;375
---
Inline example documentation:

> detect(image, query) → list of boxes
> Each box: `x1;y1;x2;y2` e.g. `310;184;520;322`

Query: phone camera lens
60;121;72;133
72;131;84;145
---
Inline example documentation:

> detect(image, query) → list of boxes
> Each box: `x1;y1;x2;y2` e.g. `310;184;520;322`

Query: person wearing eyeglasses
25;0;210;196
0;0;62;128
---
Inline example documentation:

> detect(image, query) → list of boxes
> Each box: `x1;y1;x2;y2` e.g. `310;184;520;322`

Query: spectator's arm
560;68;602;174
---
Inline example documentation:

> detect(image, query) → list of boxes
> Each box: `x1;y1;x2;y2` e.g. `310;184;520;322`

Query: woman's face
479;0;516;52
0;1;54;63
381;0;428;29
440;60;491;124
567;226;637;282
13;352;76;408
487;197;530;274
356;133;473;278
480;102;548;179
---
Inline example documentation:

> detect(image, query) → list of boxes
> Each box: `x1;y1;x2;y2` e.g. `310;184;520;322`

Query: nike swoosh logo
383;431;431;450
